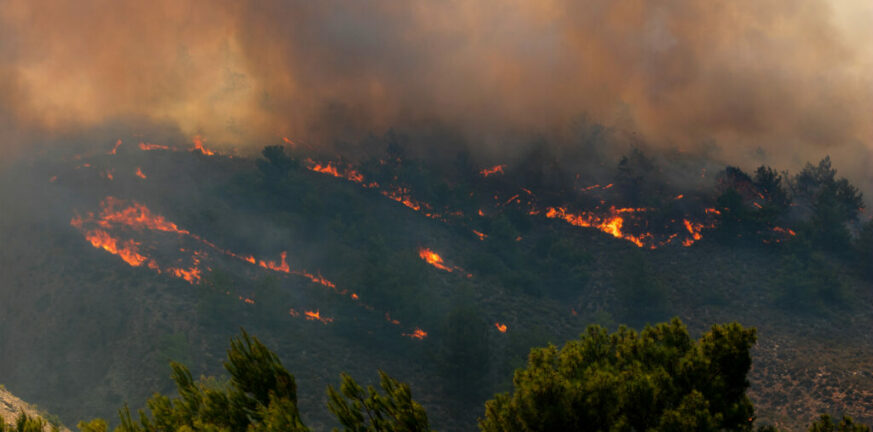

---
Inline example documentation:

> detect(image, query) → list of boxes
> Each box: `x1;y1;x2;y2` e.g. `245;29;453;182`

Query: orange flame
479;164;506;177
108;139;122;155
139;142;170;151
135;168;147;179
304;310;334;324
495;322;508;333
418;247;453;272
682;219;704;246
81;229;147;267
543;206;649;248
473;230;487;240
403;328;428;340
191;135;215;156
307;159;367;184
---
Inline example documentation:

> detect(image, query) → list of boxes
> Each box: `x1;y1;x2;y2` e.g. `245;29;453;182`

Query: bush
479;318;757;432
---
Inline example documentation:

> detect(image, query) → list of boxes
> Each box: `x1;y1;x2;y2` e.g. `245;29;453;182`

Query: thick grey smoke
1;0;871;191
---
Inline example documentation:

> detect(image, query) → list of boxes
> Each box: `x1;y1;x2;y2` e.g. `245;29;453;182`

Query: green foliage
111;329;308;432
77;418;109;432
479;318;757;432
0;413;51;432
327;371;431;432
808;415;871;432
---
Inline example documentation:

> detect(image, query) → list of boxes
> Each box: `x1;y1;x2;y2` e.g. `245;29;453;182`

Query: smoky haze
0;0;871;192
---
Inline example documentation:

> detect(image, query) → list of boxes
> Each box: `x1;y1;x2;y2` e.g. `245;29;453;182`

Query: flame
259;251;291;273
403;328;428;340
97;197;191;235
772;226;797;236
543;206;649;248
674;194;684;200
479;164;506;177
385;313;400;325
103;170;114;180
139;142;170;151
705;207;721;215
80;229;148;267
293;270;337;289
304;310;334;324
418;247;453;272
495;322;507;333
108;139;122;155
681;219;704;246
135;168;147;179
306;159;368;184
190;135;215;156
473;230;487;240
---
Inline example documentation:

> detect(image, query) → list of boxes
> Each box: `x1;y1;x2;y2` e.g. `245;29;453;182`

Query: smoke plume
1;0;871;190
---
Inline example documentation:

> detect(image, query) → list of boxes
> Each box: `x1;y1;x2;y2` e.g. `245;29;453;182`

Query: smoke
1;0;871;191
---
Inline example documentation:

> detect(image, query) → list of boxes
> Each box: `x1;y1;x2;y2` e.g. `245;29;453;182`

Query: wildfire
418;247;454;272
293;270;337;289
139;142;170;151
191;135;215;156
80;229;148;267
403;328;428;340
480;164;506;177
72;197;339;288
495;322;508;333
473;230;487;240
135;168;147;179
542;206;650;248
108;139;122;155
306;159;369;184
304;310;334;324
682;219;704;247
772;226;797;237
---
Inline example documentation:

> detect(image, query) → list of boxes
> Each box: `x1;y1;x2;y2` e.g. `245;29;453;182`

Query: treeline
6;322;866;432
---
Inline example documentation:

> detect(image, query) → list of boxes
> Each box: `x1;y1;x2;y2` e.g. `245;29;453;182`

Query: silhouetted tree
257;145;296;182
791;157;863;250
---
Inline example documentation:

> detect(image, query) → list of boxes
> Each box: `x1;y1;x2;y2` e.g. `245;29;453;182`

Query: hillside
0;386;68;432
0;137;871;431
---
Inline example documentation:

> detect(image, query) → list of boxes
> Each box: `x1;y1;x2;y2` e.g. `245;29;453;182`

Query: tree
327;371;431;432
257;145;297;182
479;318;757;432
111;329;308;432
0;413;53;432
753;166;791;227
791;157;864;250
808;415;871;432
80;329;432;432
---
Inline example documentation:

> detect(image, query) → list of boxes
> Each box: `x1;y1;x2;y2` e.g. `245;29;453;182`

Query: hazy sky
1;0;871;188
